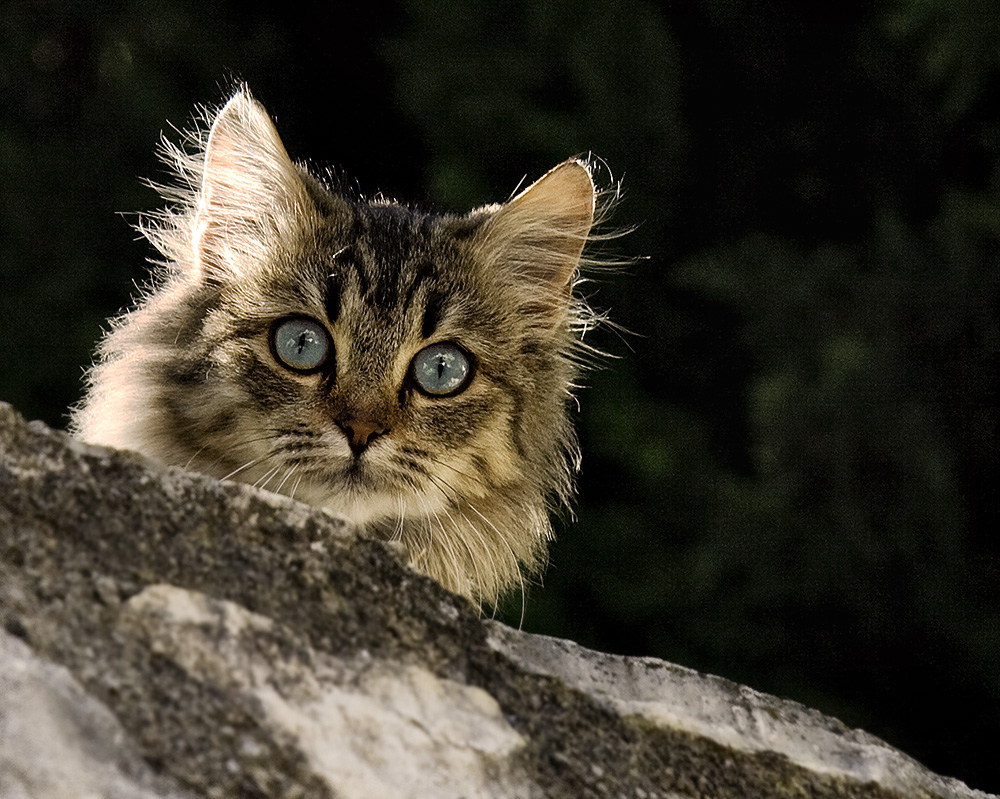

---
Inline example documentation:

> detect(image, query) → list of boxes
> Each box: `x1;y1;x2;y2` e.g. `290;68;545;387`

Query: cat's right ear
191;88;318;283
473;160;596;325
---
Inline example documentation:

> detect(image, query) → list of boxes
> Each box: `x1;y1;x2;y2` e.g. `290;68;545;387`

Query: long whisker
220;457;264;482
183;444;210;470
273;462;299;495
423;453;486;488
429;510;462;595
436;503;487;618
253;463;282;490
390;495;405;543
423;496;467;598
466;500;527;627
423;471;499;604
410;494;436;575
200;429;296;479
458;511;499;620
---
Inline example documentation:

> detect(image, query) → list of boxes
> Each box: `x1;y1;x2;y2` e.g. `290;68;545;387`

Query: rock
0;630;195;799
0;401;993;799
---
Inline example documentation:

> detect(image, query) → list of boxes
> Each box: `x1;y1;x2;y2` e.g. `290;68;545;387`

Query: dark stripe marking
325;274;342;325
422;290;446;340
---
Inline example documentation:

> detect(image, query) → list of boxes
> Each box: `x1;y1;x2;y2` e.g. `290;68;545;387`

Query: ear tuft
475;160;597;321
192;87;316;282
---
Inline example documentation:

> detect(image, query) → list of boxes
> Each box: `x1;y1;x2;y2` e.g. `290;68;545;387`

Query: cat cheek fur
70;86;608;608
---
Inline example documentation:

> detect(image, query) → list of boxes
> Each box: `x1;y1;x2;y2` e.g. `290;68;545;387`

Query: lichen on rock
0;402;993;799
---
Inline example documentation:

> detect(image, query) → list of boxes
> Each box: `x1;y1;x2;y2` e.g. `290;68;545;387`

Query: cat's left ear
474;159;596;322
192;87;317;283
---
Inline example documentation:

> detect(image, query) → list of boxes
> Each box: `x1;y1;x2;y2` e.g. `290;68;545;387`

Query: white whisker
437;504;487;618
466;501;527;626
253;463;282;490
390;495;405;543
273;462;299;495
221;458;263;482
183;444;209;470
423;471;500;606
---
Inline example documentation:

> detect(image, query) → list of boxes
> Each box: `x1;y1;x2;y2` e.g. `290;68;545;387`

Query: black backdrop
2;1;997;791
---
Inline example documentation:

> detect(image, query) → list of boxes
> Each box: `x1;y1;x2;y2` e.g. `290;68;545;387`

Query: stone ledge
1;402;992;799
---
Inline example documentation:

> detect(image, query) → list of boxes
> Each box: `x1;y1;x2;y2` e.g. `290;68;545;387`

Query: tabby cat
71;87;606;606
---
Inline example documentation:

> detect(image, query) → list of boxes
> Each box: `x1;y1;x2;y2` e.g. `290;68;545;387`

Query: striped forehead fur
72;86;619;608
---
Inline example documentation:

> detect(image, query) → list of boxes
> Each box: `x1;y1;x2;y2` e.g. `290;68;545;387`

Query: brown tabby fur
71;87;610;607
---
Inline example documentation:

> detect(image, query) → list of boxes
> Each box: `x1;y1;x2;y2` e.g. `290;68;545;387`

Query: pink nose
335;416;388;456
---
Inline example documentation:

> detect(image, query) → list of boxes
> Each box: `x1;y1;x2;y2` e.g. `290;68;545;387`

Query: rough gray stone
0;401;993;799
0;630;195;799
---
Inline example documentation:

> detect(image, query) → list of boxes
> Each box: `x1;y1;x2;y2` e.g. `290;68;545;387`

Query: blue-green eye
270;317;331;372
411;343;472;396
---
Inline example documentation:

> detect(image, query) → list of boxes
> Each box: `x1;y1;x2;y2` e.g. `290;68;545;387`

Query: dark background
2;1;997;791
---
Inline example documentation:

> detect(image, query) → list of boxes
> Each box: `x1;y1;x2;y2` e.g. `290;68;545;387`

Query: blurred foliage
1;0;997;791
884;0;1000;119
0;0;288;421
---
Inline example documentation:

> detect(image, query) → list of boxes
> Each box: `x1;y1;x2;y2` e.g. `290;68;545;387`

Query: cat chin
288;479;439;528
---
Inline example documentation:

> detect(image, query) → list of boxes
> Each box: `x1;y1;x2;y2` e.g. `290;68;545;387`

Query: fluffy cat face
72;88;602;605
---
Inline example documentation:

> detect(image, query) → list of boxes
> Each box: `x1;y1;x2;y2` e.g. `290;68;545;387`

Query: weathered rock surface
0;401;992;799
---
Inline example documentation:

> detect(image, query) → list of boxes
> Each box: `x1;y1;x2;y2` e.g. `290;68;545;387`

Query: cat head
75;87;609;605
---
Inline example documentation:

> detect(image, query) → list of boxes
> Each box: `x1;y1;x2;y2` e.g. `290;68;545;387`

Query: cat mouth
302;455;386;493
275;450;421;513
342;457;369;485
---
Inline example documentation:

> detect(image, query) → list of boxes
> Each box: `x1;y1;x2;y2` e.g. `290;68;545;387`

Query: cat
71;86;608;607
